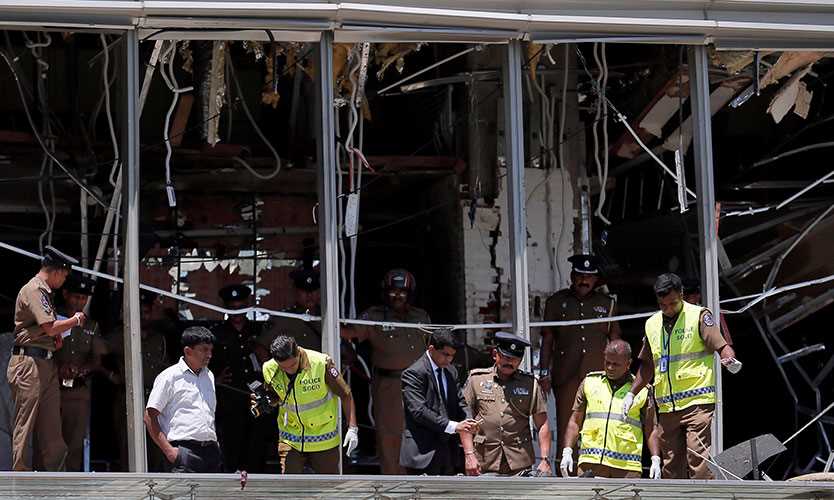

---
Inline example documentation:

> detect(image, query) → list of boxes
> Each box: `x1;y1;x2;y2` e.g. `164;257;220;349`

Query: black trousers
167;441;223;473
406;443;455;476
216;396;271;473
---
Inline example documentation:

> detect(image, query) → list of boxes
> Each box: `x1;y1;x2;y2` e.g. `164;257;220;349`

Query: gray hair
605;339;632;358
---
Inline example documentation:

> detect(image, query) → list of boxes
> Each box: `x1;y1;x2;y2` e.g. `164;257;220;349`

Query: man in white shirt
144;326;222;473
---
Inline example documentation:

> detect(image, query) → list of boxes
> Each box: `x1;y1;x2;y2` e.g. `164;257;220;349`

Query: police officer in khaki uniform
211;283;268;473
53;273;110;471
110;290;169;471
256;266;322;361
8;246;85;471
341;268;430;474
539;254;621;475
461;332;551;476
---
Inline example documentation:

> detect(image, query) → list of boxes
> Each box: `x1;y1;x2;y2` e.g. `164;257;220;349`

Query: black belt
374;367;403;378
12;346;53;360
170;440;218;448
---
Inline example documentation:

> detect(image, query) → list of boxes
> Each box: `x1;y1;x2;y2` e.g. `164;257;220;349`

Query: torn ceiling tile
662;77;750;152
638;74;690;139
794;82;813;119
374;43;424;79
760;52;826;90
767;64;813;123
616;70;689;158
712;49;773;75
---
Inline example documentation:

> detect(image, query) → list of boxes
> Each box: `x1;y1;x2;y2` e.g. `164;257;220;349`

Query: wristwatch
538;368;550;378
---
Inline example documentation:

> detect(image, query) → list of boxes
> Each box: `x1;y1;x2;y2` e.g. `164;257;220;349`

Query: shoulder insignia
328;366;340;378
703;312;715;327
39;290;52;315
469;367;492;375
586;370;605;377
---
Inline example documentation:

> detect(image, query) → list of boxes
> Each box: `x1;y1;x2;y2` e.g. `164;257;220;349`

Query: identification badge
659;356;669;373
512;386;530;396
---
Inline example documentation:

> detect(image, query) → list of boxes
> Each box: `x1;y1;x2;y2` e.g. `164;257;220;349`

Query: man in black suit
399;329;477;475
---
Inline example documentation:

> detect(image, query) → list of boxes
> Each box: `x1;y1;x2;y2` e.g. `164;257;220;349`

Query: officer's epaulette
469;367;493;376
585;370;606;377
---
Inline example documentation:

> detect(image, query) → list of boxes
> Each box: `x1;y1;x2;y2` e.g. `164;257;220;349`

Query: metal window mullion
315;30;342;473
121;29;146;472
503;40;530;364
688;44;723;455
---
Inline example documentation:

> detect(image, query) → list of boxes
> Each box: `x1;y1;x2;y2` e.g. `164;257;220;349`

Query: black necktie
436;367;446;399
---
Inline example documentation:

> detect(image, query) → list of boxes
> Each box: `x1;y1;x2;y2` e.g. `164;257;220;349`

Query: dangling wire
591;43;611;225
158;41;193;206
226;51;282;180
100;34;120;190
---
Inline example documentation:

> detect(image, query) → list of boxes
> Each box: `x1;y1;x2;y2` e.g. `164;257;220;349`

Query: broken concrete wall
462;166;574;349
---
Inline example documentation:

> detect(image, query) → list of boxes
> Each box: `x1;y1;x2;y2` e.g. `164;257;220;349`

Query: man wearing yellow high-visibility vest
260;335;358;473
560;340;661;479
623;273;740;480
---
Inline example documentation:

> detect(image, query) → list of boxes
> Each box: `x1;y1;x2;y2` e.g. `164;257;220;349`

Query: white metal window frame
4;0;831;470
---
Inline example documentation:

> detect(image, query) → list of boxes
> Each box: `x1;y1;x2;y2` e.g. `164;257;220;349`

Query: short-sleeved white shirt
146;357;217;442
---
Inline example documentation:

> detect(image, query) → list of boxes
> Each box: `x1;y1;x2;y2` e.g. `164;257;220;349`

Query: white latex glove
343;426;359;456
723;357;743;374
560;447;574;477
621;391;635;416
649;455;662;479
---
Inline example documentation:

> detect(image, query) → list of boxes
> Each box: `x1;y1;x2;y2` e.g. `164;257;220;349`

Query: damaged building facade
0;1;833;493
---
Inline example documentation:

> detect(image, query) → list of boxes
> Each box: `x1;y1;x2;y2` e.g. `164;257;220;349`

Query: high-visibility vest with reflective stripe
645;300;715;414
578;372;647;473
262;349;340;452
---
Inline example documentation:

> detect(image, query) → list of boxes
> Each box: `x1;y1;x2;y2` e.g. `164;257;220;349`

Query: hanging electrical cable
37;156;52;252
100;34;120;190
225;52;282;180
555;43;570;288
599;43;612;224
590;43;612;225
340;46;361;318
335;104;348;315
0;48;108;208
575;45;696;201
346;42;371;320
159;41;193;207
24;31;57;251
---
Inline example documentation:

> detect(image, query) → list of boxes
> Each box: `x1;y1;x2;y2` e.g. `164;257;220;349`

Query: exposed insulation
760;52;826;90
374;43;423;79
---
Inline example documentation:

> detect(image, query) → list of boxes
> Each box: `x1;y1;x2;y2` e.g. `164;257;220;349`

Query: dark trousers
167;441;223;473
406;443;455;476
216;396;270;473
